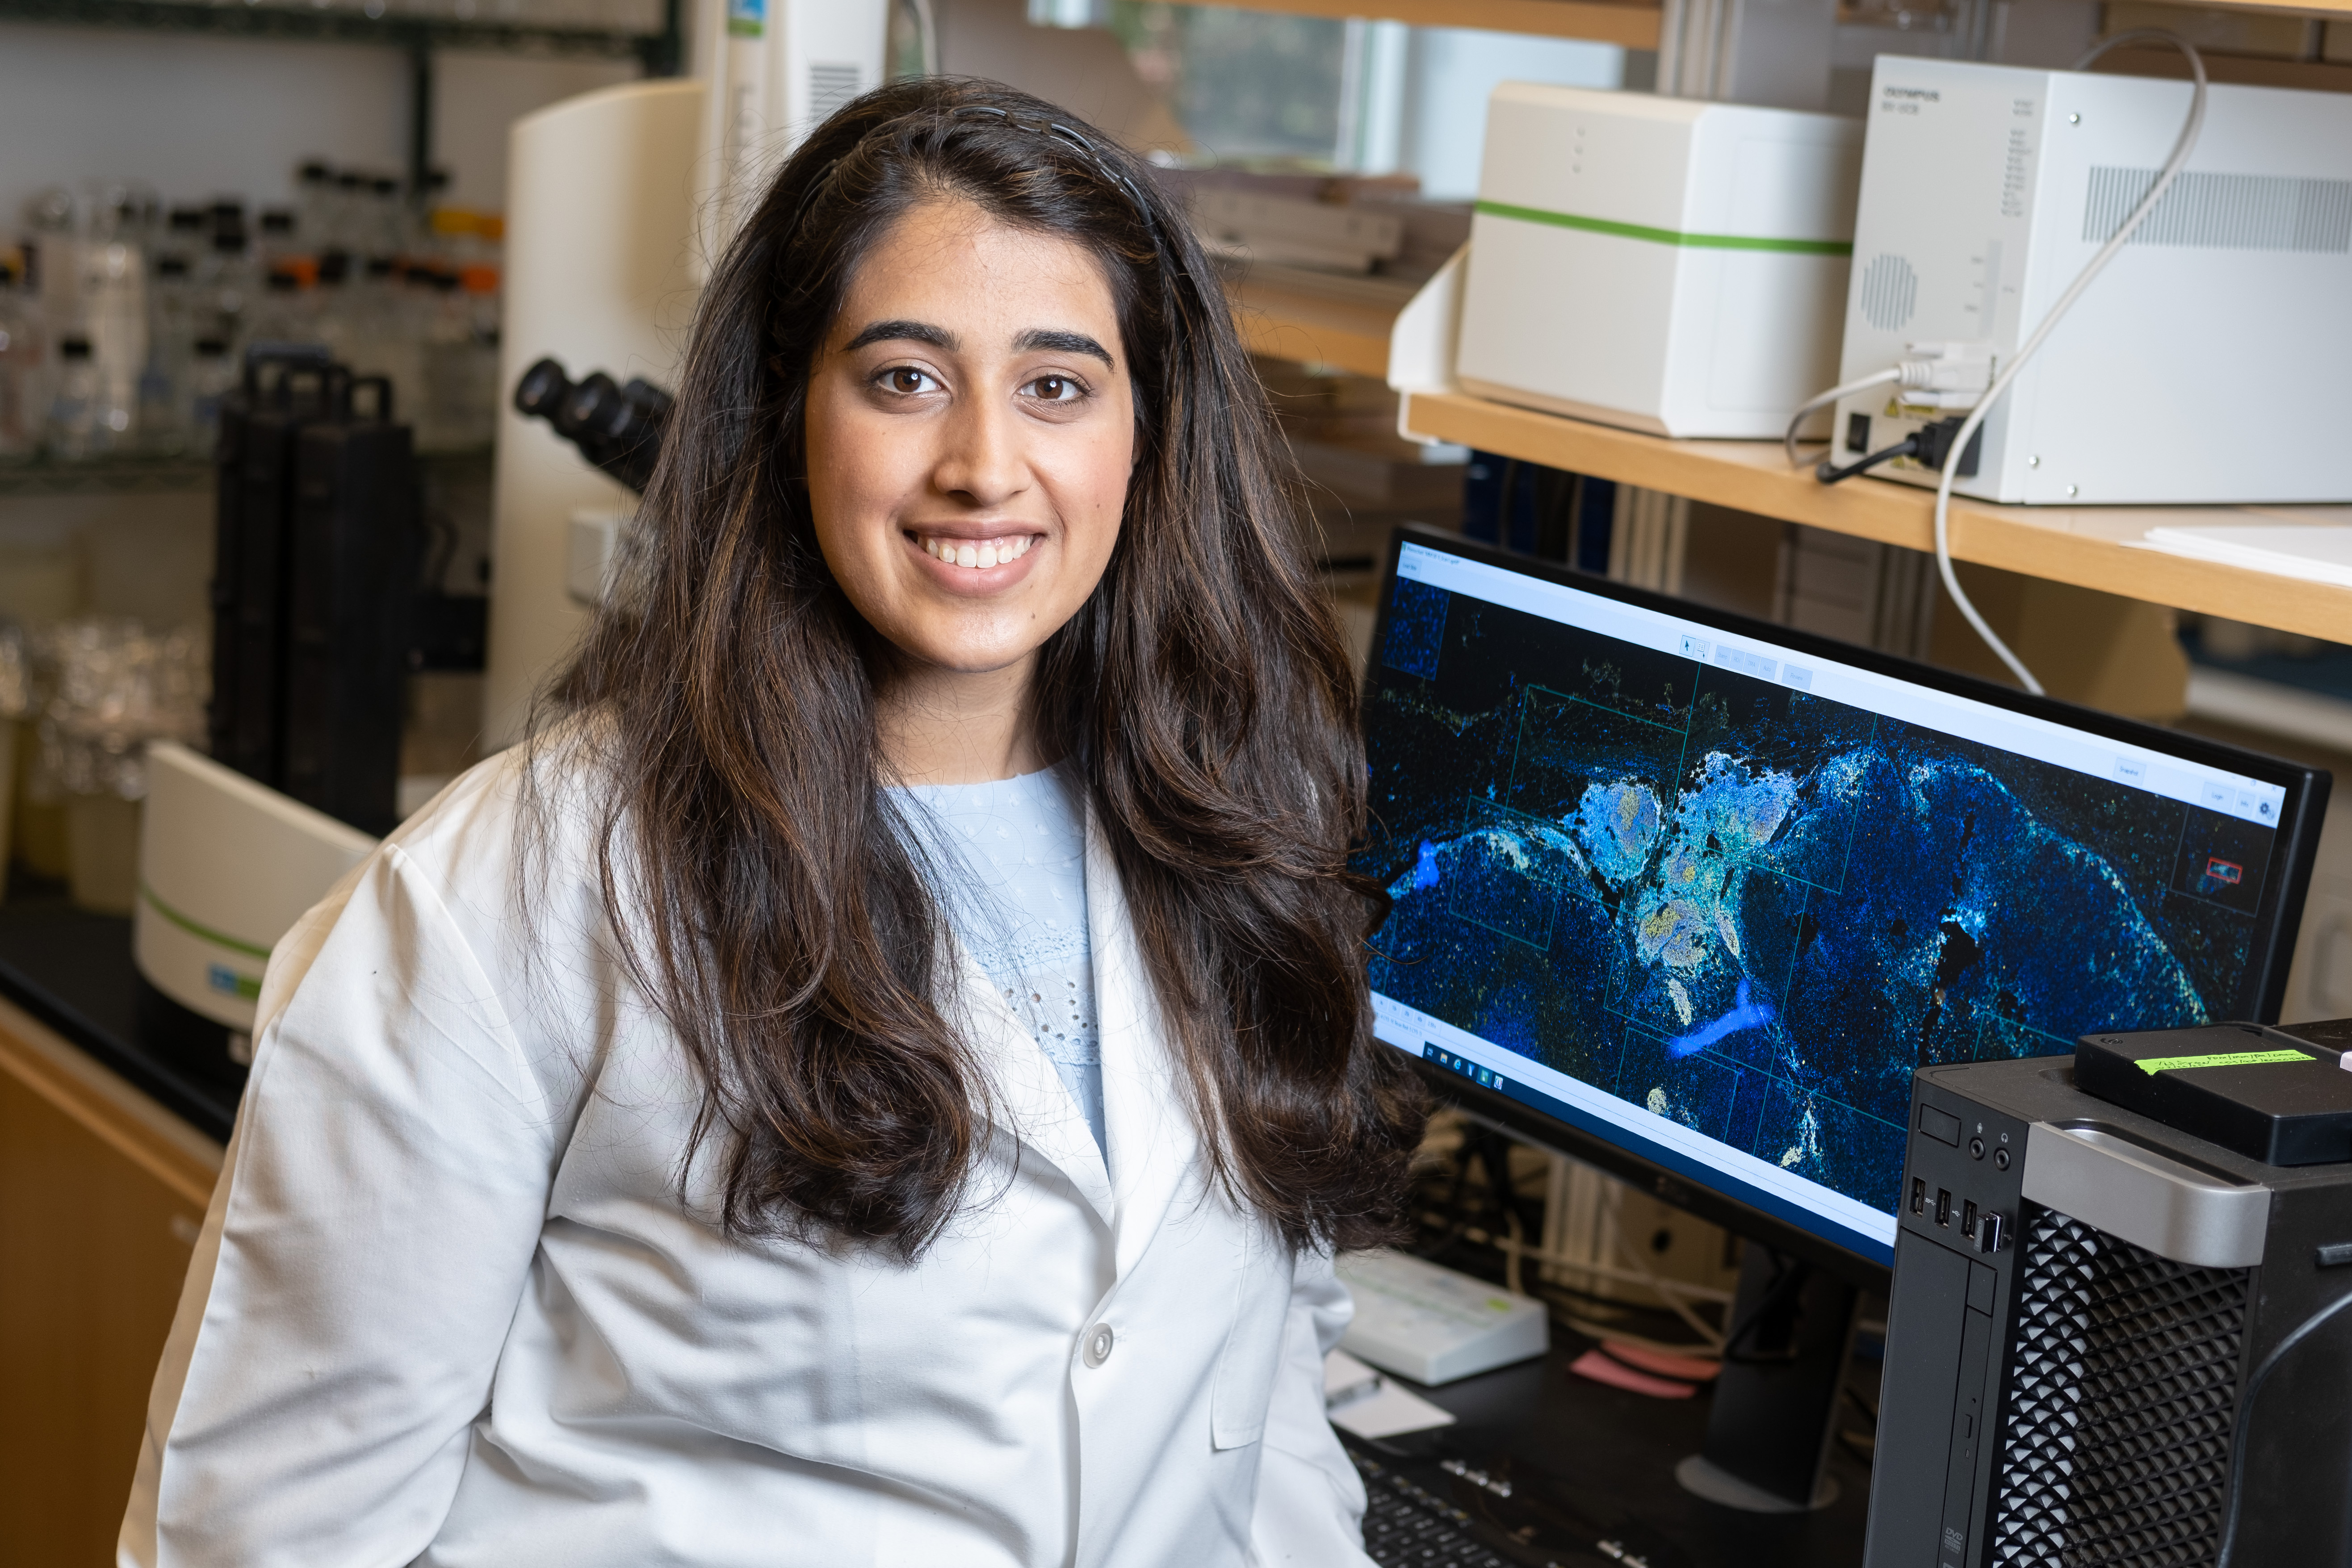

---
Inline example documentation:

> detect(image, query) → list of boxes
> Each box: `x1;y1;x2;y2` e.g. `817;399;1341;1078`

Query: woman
122;79;1425;1567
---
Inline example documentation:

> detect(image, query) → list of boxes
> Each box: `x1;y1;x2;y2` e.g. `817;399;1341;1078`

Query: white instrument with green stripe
1456;82;1861;439
136;741;376;1038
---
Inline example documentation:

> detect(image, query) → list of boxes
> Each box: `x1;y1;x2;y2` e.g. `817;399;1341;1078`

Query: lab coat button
1083;1323;1115;1368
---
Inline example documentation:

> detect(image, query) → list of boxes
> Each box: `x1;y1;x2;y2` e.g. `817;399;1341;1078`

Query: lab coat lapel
953;930;1116;1227
1087;809;1205;1281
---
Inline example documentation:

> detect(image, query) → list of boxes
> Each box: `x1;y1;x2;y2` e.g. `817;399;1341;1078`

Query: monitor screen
1359;531;2326;1267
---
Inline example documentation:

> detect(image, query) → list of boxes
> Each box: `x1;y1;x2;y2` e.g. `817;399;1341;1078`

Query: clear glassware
141;251;196;453
0;260;50;461
74;186;150;450
183;336;238;453
204;225;259;353
48;334;104;459
244;268;317;352
257;207;302;279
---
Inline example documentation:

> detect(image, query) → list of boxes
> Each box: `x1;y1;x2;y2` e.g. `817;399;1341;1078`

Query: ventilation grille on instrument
809;62;864;122
2083;167;2352;253
1857;253;1918;331
1987;1207;2249;1567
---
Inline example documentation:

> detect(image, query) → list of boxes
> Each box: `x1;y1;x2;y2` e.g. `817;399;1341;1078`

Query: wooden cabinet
0;1000;222;1568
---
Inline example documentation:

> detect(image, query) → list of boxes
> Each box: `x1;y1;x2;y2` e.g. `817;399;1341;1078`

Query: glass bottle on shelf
244;267;312;351
311;246;353;359
205;224;258;353
184;336;236;452
164;206;208;271
257;208;301;277
343;254;401;405
407;168;452;259
295;162;337;256
141;252;194;453
332;171;366;258
79;187;149;453
419;267;483;451
457;263;502;448
48;334;103;459
0;259;49;461
365;175;404;264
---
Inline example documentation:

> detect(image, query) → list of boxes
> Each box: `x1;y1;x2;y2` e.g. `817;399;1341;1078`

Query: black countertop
0;872;243;1142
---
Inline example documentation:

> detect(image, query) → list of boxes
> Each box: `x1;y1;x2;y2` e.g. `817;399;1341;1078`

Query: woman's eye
881;367;937;395
1026;375;1085;403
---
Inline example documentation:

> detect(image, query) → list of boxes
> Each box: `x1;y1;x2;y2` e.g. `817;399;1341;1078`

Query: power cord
1789;33;2209;697
1814;415;1982;486
1930;30;2209;696
1782;367;1899;470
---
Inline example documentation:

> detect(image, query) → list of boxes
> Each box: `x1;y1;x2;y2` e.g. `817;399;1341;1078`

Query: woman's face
803;197;1135;687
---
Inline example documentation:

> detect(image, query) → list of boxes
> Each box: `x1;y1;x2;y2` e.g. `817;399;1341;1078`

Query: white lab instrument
484;0;891;748
133;740;376;1035
566;508;633;607
1335;1249;1550;1385
1829;58;2352;505
698;0;897;268
1455;83;1861;439
484;80;703;748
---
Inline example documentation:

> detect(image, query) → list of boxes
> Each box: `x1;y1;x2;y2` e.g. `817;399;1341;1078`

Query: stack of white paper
1323;1348;1457;1439
2134;526;2352;589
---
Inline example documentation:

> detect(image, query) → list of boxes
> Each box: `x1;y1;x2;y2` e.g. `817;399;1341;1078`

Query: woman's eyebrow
844;319;956;353
1014;328;1114;369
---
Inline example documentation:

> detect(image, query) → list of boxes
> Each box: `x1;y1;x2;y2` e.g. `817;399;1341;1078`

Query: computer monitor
1358;526;2329;1283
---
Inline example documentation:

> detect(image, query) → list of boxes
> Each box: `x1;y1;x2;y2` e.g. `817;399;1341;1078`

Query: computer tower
281;378;414;836
1866;1053;2352;1568
1830;58;2352;505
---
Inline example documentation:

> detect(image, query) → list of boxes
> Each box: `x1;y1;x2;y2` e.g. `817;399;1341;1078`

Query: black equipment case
209;349;415;835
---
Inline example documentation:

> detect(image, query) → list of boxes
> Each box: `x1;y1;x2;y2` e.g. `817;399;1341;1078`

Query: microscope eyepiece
512;356;671;494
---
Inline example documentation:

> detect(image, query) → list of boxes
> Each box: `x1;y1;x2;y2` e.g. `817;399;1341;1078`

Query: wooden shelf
1225;0;1662;49
1400;388;2352;641
2171;0;2352;15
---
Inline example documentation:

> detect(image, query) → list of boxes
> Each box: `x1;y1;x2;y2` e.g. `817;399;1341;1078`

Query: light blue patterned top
893;765;1103;1155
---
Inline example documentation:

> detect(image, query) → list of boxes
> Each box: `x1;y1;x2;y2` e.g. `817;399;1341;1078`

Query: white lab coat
119;738;1374;1567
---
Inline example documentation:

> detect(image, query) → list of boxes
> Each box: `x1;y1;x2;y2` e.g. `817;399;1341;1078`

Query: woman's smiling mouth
910;530;1040;570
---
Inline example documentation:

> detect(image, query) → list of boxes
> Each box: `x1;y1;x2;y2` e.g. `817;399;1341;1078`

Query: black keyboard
1351;1448;1515;1567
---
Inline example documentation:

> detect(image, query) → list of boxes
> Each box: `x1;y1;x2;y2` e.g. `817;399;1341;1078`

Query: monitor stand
1674;1244;1861;1513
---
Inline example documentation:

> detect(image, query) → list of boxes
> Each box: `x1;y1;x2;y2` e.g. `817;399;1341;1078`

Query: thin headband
786;102;1185;289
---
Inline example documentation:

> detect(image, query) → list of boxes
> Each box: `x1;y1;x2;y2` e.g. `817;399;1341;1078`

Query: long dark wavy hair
542;76;1425;1258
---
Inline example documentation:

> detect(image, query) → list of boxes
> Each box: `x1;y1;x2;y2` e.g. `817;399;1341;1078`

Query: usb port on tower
1935;1188;1952;1227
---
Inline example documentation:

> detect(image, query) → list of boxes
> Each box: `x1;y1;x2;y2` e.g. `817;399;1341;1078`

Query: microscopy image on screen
1362;579;2272;1217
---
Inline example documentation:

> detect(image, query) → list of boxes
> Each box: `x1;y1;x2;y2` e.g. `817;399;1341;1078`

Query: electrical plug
1897;341;1995;393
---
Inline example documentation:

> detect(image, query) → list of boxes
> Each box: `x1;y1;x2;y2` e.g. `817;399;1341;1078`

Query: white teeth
920;534;1036;567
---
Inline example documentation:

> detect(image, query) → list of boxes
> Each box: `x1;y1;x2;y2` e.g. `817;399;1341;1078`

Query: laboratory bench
0;875;224;1568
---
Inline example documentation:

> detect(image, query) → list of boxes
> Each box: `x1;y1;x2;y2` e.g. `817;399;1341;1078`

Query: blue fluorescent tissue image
1359;582;2271;1218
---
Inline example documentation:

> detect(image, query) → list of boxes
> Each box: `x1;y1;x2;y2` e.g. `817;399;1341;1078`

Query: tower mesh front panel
1987;1207;2250;1566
